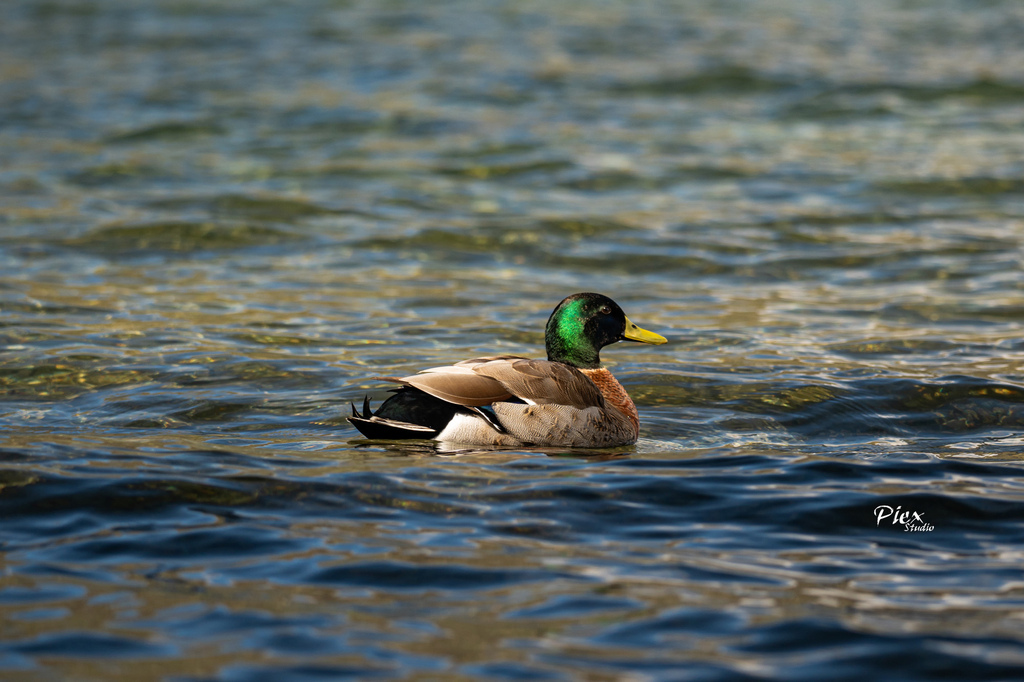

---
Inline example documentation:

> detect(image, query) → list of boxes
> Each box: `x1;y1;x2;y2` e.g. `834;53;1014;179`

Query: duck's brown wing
383;357;604;410
470;358;604;409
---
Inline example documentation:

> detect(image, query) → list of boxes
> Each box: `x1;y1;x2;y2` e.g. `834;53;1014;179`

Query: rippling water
4;0;1024;679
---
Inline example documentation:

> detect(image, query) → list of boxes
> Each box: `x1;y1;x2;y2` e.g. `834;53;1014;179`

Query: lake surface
3;0;1024;679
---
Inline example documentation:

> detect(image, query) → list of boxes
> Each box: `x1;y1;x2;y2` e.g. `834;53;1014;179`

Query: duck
349;293;667;448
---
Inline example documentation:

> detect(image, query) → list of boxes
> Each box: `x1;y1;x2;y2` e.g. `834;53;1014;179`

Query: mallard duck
349;292;667;447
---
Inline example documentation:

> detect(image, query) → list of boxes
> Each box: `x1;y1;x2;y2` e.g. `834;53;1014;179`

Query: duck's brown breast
579;367;639;437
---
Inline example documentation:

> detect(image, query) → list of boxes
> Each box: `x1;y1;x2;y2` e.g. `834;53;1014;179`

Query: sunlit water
3;0;1024;679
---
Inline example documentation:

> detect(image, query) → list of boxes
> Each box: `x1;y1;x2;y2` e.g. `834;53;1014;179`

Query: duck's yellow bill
623;316;667;345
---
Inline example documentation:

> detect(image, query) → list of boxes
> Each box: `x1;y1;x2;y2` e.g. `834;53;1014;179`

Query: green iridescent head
544;293;666;368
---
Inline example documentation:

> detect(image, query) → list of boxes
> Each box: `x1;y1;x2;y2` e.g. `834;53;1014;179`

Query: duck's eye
599;306;611;315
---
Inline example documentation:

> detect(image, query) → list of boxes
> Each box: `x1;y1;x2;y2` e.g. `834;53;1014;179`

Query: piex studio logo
874;505;935;532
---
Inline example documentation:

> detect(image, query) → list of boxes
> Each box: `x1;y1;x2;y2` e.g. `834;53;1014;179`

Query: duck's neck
578;367;639;437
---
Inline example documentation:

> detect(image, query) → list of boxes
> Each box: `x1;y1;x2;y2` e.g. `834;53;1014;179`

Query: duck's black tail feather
348;387;461;440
